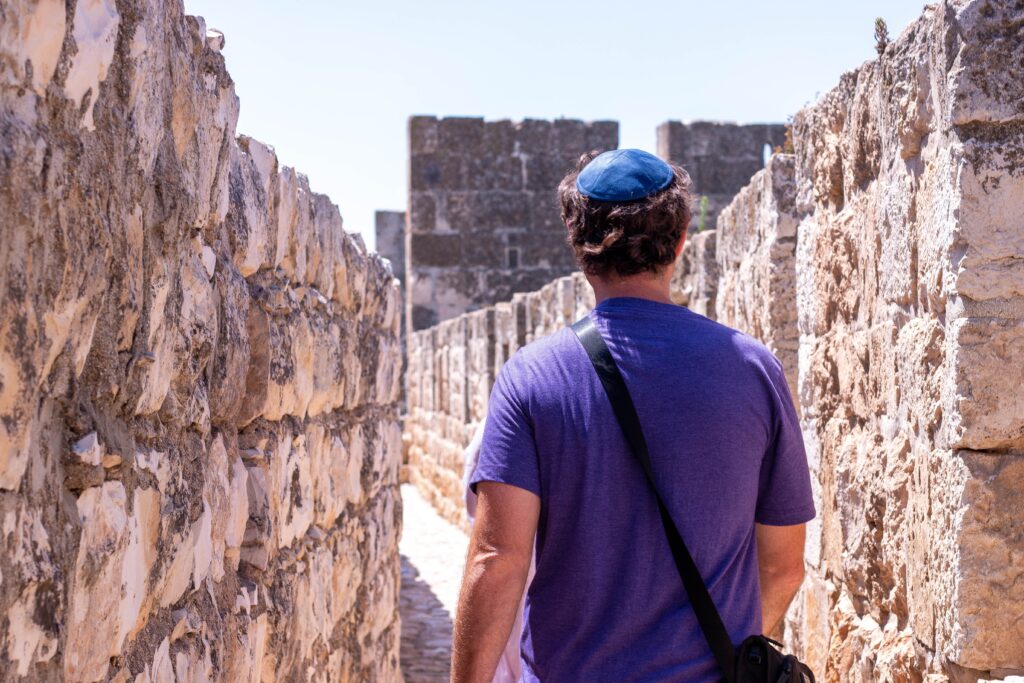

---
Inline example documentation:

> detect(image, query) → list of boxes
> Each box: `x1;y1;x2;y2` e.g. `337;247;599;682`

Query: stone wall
714;154;800;408
405;273;594;529
657;120;787;232
783;2;1024;679
670;229;719;319
0;2;403;681
403;1;1024;679
406;115;617;332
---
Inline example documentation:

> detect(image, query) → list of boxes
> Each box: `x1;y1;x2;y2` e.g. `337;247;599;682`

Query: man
452;149;814;682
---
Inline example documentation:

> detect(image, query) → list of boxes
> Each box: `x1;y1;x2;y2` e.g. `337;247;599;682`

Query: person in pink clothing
462;415;534;683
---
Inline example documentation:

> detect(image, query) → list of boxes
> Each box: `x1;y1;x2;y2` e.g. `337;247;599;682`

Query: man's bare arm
452;482;540;683
756;522;806;635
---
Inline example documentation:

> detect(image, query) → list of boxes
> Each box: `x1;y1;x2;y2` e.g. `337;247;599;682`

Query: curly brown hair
558;151;693;278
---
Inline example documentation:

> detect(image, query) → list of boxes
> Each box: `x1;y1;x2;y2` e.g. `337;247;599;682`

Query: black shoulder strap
571;315;737;683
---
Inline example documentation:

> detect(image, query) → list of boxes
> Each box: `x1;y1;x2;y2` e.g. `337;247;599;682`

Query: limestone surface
780;1;1024;678
0;1;403;680
715;154;800;407
405;2;1024;680
657;120;787;232
406;116;618;332
670;229;719;320
405;272;594;530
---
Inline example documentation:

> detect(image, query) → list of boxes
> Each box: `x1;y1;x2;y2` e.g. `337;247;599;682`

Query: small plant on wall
874;17;889;55
697;195;710;231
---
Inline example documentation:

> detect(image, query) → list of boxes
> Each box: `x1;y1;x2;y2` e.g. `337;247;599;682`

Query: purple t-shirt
470;297;815;682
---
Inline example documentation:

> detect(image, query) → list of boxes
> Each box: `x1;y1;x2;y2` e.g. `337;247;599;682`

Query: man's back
471;296;814;682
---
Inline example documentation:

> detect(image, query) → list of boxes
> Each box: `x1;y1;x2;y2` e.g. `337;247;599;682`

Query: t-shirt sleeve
755;359;816;526
469;360;542;498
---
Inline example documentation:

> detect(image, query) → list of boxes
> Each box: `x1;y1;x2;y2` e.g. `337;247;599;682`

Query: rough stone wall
670;229;719;319
403;2;1024;679
0;2;403;681
404;273;594;530
657;120;787;232
406;115;617;332
714;154;800;407
782;2;1024;680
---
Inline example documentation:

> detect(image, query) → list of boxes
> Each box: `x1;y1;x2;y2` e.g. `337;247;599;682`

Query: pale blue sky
183;0;927;251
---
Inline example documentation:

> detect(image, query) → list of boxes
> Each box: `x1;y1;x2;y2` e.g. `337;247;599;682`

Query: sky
182;0;929;252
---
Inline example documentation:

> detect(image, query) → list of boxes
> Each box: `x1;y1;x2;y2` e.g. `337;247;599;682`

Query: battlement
657;120;787;230
406;116;618;331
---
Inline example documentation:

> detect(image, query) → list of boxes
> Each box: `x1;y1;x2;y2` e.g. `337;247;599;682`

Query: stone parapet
405;272;594;530
405;2;1024;678
671;229;720;319
657;120;787;231
715;153;800;408
406;115;617;331
783;1;1024;678
0;2;402;681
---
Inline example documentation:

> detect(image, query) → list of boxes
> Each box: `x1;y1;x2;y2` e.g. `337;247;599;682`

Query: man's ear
675;230;688;259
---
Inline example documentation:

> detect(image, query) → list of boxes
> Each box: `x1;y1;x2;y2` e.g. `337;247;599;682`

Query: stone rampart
0;2;403;681
715;154;800;407
405;273;594;529
657;120;787;231
670;227;719;319
406;115;617;332
404;1;1024;678
783;2;1024;679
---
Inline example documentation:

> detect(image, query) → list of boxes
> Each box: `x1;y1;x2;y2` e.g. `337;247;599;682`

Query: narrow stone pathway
400;484;469;683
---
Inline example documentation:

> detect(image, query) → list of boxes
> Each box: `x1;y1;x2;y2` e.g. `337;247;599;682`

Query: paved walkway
400;484;469;683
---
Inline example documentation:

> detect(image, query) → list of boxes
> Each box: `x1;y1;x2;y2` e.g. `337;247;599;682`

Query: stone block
411;233;464;268
528;190;563;231
525;153;574;192
552;119;586;156
947;1;1024;126
409;192;437;233
671;229;718;319
937;451;1024;670
584;120;619;152
438;116;485;153
948;318;1024;451
65;481;129;681
0;1;403;677
226;141;275;277
446;191;531;232
465;153;523;191
410;153;443;191
521;229;573;269
516;118;553;154
409;115;439;154
209;266;252;426
482;119;517;156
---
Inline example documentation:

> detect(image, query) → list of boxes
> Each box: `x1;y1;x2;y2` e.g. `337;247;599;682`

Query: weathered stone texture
657;120;787;232
405;2;1024;679
0;2;402;681
670;225;719;319
406;116;617;332
782;1;1024;679
405;272;594;530
715;154;800;407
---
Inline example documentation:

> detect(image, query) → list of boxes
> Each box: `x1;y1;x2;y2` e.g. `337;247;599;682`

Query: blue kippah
576;149;674;201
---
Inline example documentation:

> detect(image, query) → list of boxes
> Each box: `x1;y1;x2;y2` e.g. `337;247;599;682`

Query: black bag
571;316;816;683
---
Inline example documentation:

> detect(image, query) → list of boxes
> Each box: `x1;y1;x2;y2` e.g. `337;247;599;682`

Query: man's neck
586;270;674;306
